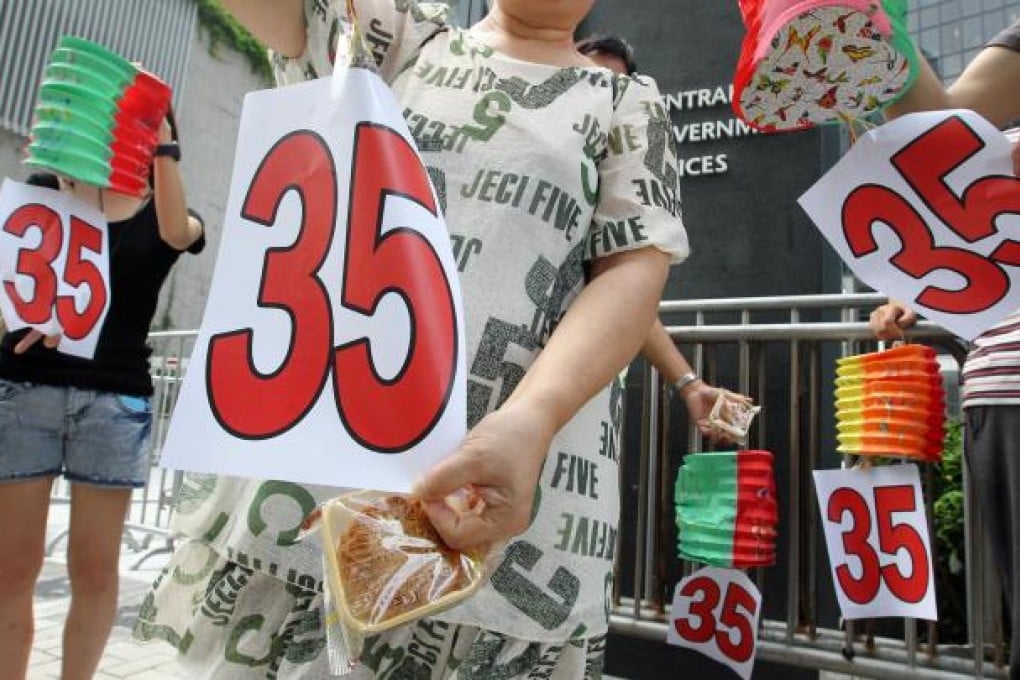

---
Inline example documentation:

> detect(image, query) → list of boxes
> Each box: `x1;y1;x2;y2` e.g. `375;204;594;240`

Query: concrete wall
156;27;268;330
0;23;267;332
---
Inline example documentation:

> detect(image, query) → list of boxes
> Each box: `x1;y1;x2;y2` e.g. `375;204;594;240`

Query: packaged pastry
706;390;762;444
312;490;489;674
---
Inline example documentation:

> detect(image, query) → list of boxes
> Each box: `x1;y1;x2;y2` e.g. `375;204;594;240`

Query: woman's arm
153;120;202;250
888;45;1020;127
221;0;306;57
641;321;753;443
413;246;670;550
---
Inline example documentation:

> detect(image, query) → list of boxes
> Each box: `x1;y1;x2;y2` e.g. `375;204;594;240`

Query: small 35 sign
160;69;466;491
814;464;937;621
667;567;762;680
0;180;110;358
799;110;1020;341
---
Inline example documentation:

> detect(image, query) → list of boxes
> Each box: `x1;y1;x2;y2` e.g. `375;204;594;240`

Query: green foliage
931;419;966;643
190;0;273;83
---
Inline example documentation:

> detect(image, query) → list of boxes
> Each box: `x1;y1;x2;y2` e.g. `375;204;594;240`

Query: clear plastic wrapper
706;391;762;444
309;490;490;675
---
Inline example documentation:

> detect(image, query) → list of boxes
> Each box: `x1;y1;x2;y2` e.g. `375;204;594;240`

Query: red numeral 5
3;204;108;338
57;217;107;340
207;125;458;452
674;576;757;663
335;123;457;451
892;116;1020;247
827;485;929;605
841;114;1020;315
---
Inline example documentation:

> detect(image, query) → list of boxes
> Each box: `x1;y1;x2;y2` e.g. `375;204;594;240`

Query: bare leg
61;483;132;680
0;476;54;680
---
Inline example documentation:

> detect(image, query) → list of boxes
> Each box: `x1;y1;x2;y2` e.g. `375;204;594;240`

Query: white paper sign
160;67;466;492
667;567;762;680
814;464;937;621
0;179;110;358
799;110;1020;340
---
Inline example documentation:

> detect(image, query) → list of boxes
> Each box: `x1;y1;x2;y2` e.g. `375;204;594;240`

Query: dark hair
165;104;180;144
577;34;638;75
25;172;60;190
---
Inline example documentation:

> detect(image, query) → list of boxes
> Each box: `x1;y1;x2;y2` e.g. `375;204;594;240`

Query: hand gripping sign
814;464;937;621
667;566;763;680
799;110;1020;340
159;65;466;491
0;179;111;358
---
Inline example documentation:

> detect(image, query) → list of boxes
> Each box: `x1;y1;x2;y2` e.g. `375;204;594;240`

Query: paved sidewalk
29;511;188;679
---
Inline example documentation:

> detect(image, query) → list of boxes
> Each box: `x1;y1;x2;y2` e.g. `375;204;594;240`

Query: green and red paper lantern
675;450;778;568
835;344;946;462
25;36;171;197
732;0;918;133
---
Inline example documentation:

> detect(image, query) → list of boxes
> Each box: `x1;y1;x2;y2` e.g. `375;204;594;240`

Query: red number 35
2;205;107;340
842;115;1020;315
674;576;757;664
206;123;458;452
827;485;929;605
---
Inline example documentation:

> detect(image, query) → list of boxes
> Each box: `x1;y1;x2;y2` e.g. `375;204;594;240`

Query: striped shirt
962;311;1020;407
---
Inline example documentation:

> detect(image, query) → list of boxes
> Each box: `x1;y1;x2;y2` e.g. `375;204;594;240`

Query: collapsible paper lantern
733;0;918;133
675;450;778;568
834;345;946;461
25;36;171;196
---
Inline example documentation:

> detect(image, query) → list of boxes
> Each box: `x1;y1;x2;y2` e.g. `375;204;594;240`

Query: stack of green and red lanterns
835;344;946;462
26;36;171;197
675;450;778;568
732;0;918;133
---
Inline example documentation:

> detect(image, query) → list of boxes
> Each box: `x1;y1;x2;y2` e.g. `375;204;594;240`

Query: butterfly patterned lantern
676;450;778;568
835;345;947;462
732;0;918;133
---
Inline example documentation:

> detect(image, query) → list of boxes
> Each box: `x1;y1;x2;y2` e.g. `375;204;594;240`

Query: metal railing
44;294;1006;677
609;293;1006;679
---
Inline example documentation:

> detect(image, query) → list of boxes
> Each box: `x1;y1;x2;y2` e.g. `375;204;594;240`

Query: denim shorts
0;379;152;488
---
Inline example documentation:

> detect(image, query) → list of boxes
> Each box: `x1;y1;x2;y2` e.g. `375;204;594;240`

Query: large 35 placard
814;464;937;621
160;68;466;491
0;180;110;358
799;110;1020;340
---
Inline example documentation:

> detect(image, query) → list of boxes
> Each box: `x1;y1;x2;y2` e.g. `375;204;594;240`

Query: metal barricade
611;293;1006;679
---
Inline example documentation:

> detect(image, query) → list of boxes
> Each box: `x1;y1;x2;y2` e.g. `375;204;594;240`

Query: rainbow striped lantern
835;345;946;462
675;450;778;568
732;0;918;133
25;36;171;197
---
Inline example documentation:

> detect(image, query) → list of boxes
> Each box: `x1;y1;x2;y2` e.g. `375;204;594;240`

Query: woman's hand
869;301;917;340
412;398;555;551
14;329;61;354
681;381;753;444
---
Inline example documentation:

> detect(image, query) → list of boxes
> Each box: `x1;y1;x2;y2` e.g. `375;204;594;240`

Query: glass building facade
907;0;1020;81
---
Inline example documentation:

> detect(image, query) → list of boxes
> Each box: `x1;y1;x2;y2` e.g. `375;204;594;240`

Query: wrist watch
154;142;181;162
